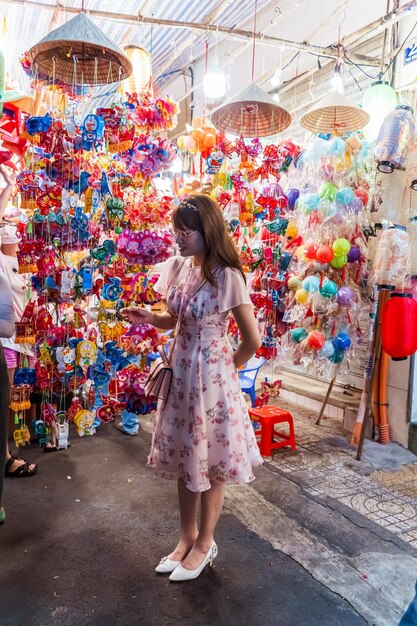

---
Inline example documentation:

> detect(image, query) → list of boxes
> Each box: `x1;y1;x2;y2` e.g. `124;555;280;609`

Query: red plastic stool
248;406;296;456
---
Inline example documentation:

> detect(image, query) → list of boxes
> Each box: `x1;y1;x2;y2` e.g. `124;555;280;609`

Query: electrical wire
344;18;417;82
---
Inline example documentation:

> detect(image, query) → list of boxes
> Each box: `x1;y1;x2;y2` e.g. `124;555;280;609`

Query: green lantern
106;196;125;223
362;81;397;141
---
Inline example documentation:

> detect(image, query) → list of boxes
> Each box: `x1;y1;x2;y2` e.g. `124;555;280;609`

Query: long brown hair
172;193;245;286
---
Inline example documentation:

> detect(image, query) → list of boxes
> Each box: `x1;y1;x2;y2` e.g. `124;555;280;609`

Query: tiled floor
264;397;417;548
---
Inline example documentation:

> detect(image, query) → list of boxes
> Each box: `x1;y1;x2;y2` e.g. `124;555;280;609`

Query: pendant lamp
123;45;152;95
362;81;397;141
210;83;292;138
27;12;132;86
300;90;370;134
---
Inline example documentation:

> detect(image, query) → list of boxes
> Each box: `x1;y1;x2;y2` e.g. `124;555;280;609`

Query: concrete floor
1;407;416;626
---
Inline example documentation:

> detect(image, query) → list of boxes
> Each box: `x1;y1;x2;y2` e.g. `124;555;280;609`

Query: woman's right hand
119;307;156;325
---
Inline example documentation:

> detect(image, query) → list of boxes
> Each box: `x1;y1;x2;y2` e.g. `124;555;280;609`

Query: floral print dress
147;256;263;492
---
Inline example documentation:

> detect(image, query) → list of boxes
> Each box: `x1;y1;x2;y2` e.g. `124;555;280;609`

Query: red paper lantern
382;293;417;360
304;242;319;260
307;330;325;350
315;245;334;264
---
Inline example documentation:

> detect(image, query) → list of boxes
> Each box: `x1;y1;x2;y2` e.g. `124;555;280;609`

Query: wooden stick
316;376;336;425
356;289;388;461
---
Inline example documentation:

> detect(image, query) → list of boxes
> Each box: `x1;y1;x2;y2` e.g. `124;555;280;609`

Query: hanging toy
74;409;95;437
206;149;225;175
106;196;125;224
10;384;31;411
76;340;98;368
13;424;31;447
81;114;105;150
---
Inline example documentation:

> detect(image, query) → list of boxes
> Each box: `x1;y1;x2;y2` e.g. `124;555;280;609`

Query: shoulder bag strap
165;276;207;365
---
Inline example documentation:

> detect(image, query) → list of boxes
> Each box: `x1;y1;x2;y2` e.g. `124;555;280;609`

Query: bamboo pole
1;0;380;66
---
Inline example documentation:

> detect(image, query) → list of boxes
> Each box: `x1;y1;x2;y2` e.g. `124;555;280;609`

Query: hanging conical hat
300;90;370;133
211;83;292;137
27;12;132;86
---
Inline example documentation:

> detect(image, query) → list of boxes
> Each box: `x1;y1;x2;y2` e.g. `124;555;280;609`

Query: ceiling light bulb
270;68;282;87
331;65;344;93
272;92;280;103
203;66;226;100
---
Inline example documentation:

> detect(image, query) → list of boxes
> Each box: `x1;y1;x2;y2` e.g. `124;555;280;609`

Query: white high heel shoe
155;556;181;574
169;543;218;582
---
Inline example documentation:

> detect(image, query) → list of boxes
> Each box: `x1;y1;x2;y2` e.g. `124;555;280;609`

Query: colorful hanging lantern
362;80;397;142
374;105;415;173
382;293;417;361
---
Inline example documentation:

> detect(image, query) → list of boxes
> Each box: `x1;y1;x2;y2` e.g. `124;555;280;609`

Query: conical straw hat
27;12;132;86
300;90;370;133
211;83;292;137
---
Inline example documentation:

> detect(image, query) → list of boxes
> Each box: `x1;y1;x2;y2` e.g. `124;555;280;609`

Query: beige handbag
144;276;206;405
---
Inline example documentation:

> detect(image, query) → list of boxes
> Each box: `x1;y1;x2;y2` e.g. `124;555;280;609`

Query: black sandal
5;455;38;478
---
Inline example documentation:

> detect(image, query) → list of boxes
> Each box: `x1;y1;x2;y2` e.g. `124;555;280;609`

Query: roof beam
0;0;380;66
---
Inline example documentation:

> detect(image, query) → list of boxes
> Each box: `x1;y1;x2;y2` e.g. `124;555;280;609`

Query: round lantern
302;276;320;292
347;246;361;263
320;278;338;299
316;245;334;264
291;327;308;343
307;331;325;350
304;243;319;260
330;350;345;364
330;255;347;269
362;81;397;142
337;286;355;306
319;340;335;359
332;238;351;256
295;288;309;305
124;45;152;94
288;276;302;292
382;292;417;360
333;332;352;352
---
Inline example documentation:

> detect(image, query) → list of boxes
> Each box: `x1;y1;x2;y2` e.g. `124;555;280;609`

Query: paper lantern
291;327;308;343
295;288;308;304
27;12;132;86
332;238;351;256
333;332;352;352
316;245;334;264
124;45;152;94
307;331;325;350
372;227;410;288
320;278;338;298
362;81;397;142
302;276;320;292
337;286;355;306
372;169;407;226
374;105;415;173
409;217;417;277
382;293;417;360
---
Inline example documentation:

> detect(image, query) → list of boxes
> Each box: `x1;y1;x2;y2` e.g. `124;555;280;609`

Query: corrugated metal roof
0;0;271;91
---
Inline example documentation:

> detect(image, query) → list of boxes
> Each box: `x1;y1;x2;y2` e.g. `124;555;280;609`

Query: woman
121;194;263;581
0;166;38;476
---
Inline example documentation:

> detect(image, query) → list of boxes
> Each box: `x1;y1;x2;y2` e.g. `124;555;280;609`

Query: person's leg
180;481;225;570
0;346;9;517
165;479;200;561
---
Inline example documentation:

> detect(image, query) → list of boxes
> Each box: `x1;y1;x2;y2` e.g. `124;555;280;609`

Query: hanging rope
251;0;259;82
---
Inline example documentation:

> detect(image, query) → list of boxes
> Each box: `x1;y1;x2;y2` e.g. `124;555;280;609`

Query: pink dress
147;256;263;492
